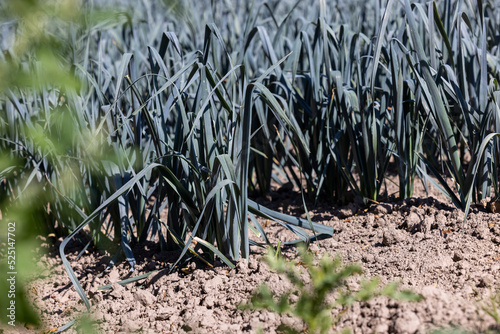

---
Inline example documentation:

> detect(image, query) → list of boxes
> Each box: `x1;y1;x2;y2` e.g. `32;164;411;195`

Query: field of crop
1;0;500;332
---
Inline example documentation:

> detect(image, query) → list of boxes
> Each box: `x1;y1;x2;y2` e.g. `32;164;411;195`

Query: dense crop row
1;0;499;325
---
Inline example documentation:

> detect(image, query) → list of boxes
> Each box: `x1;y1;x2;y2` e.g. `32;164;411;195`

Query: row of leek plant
238;0;500;214
0;0;334;321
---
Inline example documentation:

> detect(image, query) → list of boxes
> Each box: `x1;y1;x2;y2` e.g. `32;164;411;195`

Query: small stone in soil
453;252;465;262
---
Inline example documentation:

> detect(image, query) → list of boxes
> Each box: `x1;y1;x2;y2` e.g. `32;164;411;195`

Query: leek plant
402;0;500;220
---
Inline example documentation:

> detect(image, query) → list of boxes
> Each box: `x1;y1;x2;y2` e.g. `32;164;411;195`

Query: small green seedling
478;289;500;333
242;245;422;334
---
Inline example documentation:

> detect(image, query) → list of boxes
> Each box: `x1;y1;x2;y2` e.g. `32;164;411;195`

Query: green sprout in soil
242;245;423;334
478;289;500;333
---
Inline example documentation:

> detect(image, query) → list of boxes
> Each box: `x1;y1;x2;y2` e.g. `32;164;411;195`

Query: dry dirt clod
374;203;393;215
362;253;375;263
393;310;421;333
109;282;125;299
135;288;156;306
202;276;224;294
478;274;494;288
108;267;120;282
248;258;259;271
382;228;404;246
405;212;422;232
490;200;500;213
121;318;141;332
236;260;249;275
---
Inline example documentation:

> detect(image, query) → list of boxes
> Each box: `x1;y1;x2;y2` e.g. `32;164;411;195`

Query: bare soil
4;177;500;334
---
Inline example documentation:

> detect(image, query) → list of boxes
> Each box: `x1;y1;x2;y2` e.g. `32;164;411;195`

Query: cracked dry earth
4;179;500;334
